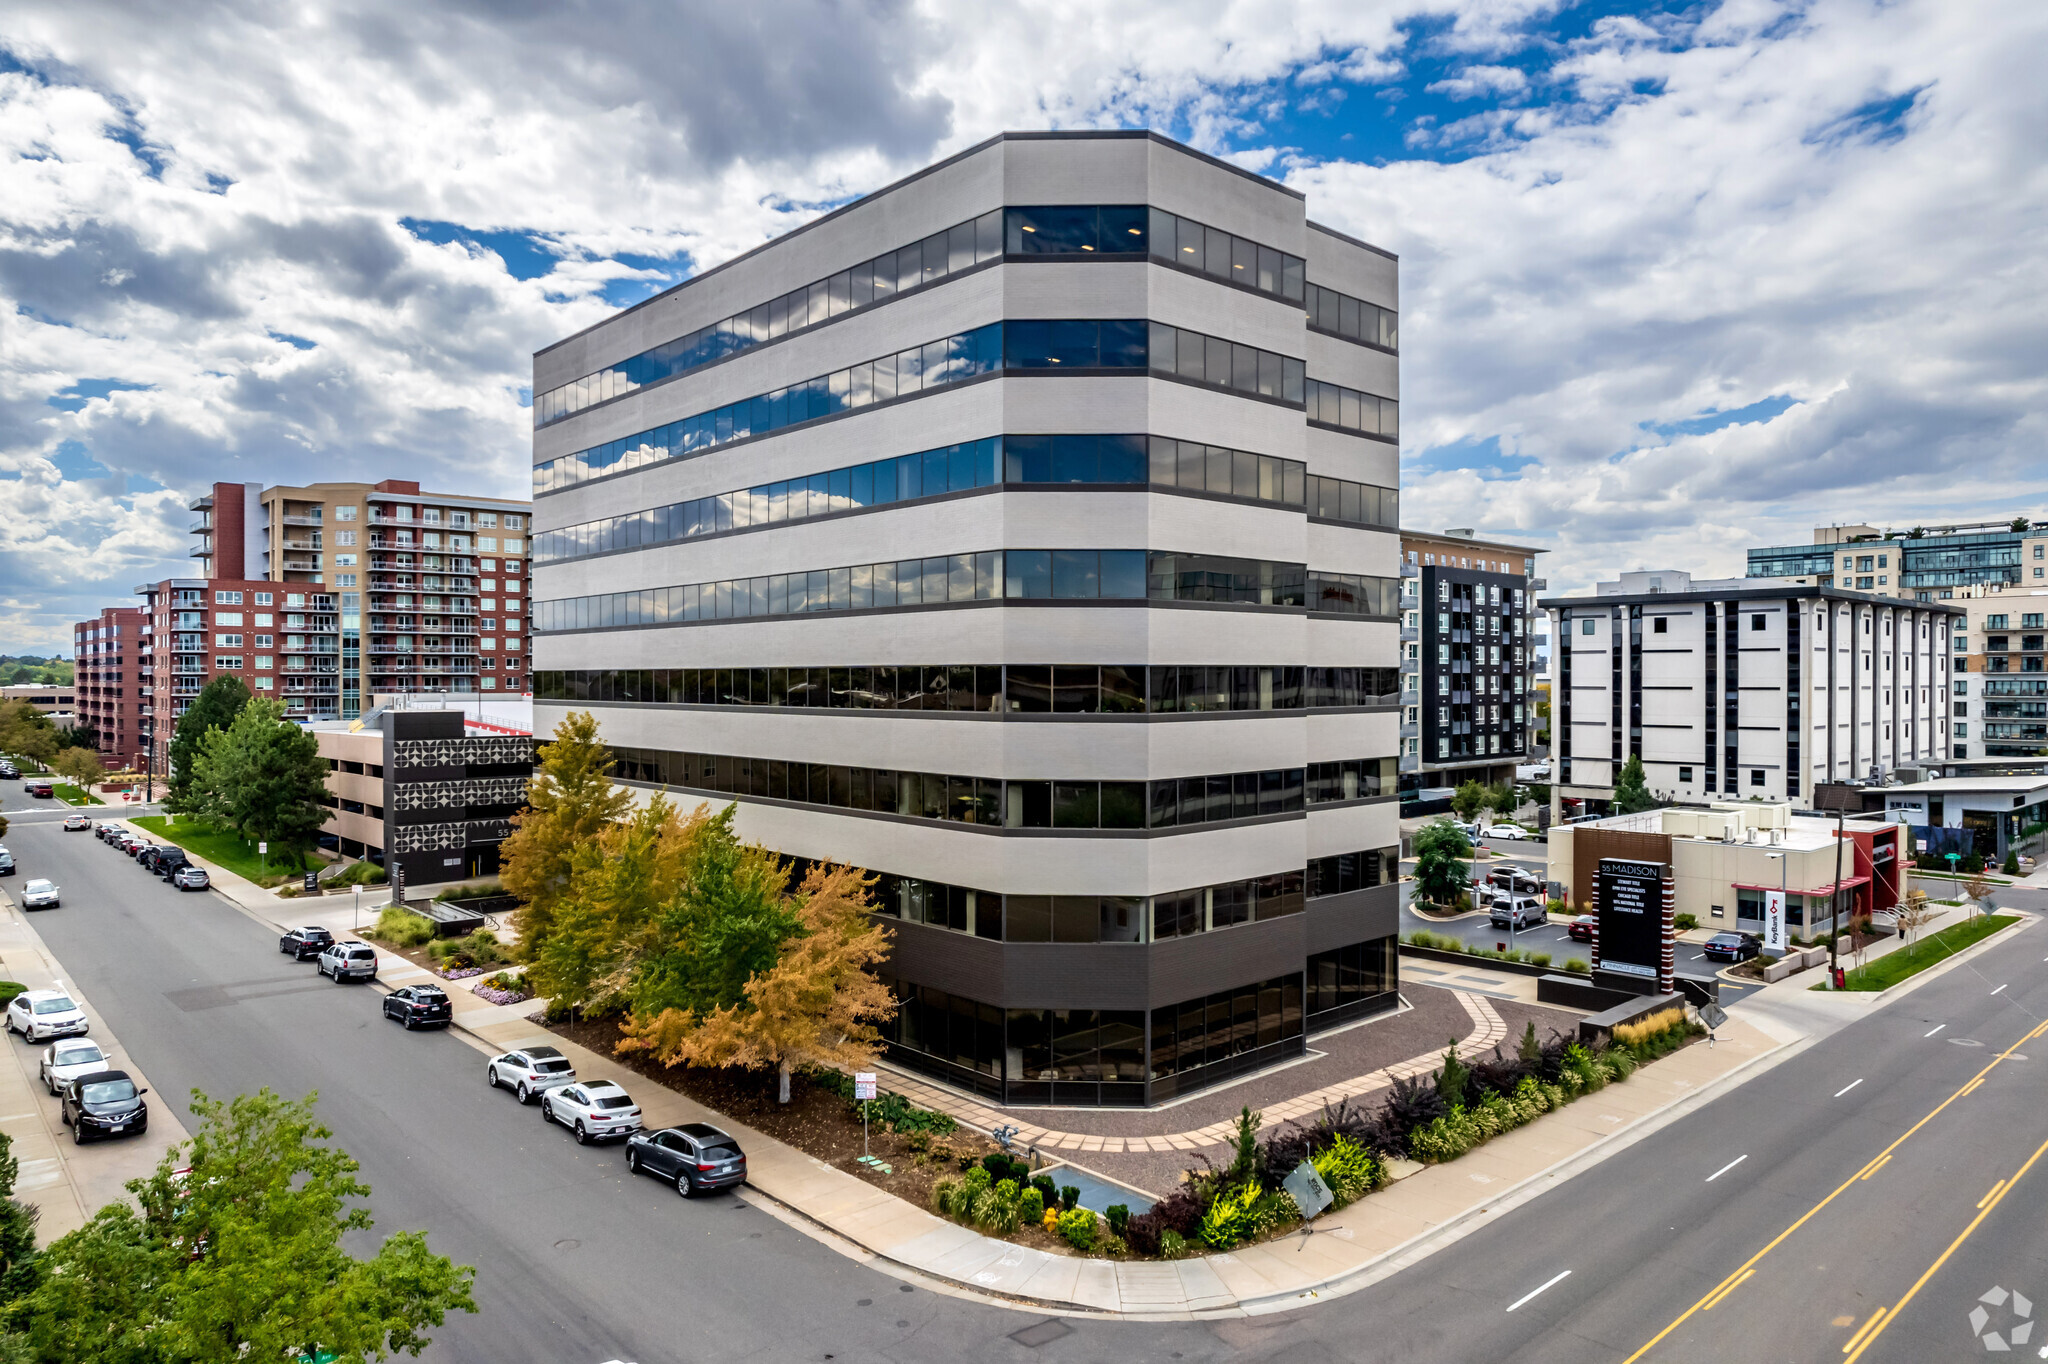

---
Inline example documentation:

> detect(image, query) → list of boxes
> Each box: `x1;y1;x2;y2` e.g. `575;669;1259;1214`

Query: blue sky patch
1407;434;1540;479
48;440;112;479
1805;85;1928;148
47;378;153;412
400;218;562;281
1643;393;1799;438
268;331;316;351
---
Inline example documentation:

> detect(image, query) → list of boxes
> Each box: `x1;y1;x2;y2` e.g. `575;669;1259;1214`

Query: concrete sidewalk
144;817;1800;1316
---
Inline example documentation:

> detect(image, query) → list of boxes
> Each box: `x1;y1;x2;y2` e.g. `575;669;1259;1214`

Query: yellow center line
1859;1153;1892;1182
1976;1178;2007;1210
1621;1022;2037;1364
1845;1131;2048;1363
1700;1268;1753;1311
1841;1307;1887;1354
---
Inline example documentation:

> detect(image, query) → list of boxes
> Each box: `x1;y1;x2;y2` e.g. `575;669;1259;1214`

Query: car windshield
81;1079;137;1105
534;1060;571;1074
56;1044;104;1065
26;881;52;893
33;998;76;1015
594;1095;635;1110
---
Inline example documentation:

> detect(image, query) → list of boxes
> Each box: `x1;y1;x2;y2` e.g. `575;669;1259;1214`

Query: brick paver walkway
874;991;1510;1155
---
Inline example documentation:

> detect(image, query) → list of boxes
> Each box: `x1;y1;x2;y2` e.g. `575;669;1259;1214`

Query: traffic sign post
854;1072;877;1159
1283;1160;1335;1252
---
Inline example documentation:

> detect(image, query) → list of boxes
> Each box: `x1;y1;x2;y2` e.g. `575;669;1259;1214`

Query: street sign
1699;1002;1728;1032
1762;890;1789;955
853;1072;877;1101
1283;1160;1334;1220
258;842;267;855
1596;858;1668;980
303;870;319;893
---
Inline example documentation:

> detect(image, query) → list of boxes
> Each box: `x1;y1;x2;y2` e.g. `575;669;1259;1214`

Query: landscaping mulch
540;1014;1103;1249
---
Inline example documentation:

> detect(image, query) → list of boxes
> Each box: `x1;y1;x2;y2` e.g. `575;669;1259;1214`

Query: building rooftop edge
1537;584;1966;613
1401;528;1549;557
534;129;1316;361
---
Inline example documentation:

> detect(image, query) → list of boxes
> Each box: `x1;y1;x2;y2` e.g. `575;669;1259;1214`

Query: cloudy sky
2;0;2044;653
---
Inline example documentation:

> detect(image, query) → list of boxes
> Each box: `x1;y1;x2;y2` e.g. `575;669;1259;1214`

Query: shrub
1546;898;1567;916
930;1178;958;1216
1408;1106;1483;1163
962;1167;993;1197
434;880;506;902
1056;1207;1098;1251
1159;1229;1188;1260
1031;1174;1058;1207
1382;1073;1448;1151
1101;1233;1128;1257
1311;1135;1383;1206
1198;1183;1263;1248
1105;1204;1130;1238
1564;957;1590;974
1674;912;1698;932
982;1153;1030;1185
1563;1042;1606;1093
1059;1184;1080;1213
1018;1187;1044;1225
973;1179;1022;1234
2004;851;2021;876
371;906;434;949
1529;951;1552;968
1435;1043;1470;1108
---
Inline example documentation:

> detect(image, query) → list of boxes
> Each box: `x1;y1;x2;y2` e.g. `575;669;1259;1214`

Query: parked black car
279;926;335;960
624;1122;747;1197
153;849;192;879
58;1069;148;1143
383;985;452;1029
1702;931;1763;964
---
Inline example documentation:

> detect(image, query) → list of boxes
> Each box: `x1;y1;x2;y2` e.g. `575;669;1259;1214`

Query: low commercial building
1541;570;1959;820
0;683;76;719
1880;774;2048;863
1548;801;1904;937
310;701;534;887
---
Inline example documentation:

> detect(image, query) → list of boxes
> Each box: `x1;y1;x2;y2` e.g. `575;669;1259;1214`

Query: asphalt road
6;813;2047;1364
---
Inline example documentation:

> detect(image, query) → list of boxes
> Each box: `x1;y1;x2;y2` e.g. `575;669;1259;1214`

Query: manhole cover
554;1238;580;1250
1951;1038;1985;1048
1010;1320;1074;1348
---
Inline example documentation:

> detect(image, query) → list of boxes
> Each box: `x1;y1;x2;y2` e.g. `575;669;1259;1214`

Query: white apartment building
1542;570;1959;817
530;131;1404;1108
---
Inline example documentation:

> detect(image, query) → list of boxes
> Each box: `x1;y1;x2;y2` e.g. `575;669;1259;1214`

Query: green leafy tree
0;1128;41;1309
1485;782;1518;821
1450;780;1489;822
1412;819;1473;908
500;711;632;974
187;698;329;867
53;748;105;792
624;805;800;1024
1612;754;1655;814
9;1089;473;1362
165;675;250;813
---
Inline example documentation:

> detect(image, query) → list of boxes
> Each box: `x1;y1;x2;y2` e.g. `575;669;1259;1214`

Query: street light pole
1829;804;1846;986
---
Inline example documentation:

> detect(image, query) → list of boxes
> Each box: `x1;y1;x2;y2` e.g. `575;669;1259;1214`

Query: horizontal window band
533;435;1398;567
535;320;1363;495
625;781;1303;838
555;700;1399;721
1305;419;1399;445
1306;321;1397;356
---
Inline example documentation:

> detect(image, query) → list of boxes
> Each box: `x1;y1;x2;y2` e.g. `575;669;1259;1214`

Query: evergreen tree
1612;753;1655;814
165;675;250;813
187;699;329;866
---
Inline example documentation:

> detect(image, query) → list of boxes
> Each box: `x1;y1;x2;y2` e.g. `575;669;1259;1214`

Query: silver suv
1488;894;1545;931
316;942;379;983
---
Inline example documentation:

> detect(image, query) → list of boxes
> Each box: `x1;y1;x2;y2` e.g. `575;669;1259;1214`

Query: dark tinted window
534;1060;572;1074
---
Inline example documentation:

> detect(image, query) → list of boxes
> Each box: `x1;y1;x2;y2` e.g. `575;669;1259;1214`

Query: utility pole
1828;803;1846;987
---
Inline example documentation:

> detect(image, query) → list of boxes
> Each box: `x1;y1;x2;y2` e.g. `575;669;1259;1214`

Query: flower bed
471;971;532;1006
438;966;486;980
923;1010;1703;1260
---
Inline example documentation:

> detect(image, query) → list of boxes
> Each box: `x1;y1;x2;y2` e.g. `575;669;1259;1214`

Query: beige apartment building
1948;584;2048;760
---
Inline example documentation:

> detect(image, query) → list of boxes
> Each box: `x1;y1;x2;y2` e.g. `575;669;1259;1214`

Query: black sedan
279;926;335;960
383;985;452;1029
59;1069;149;1143
625;1122;747;1197
1702;931;1763;964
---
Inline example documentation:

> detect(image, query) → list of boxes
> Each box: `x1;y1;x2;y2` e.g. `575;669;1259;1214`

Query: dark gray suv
625;1122;747;1197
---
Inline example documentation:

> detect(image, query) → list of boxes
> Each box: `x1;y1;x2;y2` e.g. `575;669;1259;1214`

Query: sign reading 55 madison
1596;858;1668;982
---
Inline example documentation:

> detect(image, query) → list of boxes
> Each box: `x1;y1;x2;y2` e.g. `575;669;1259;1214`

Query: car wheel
486;1065;499;1089
71;1121;85;1145
675;1170;692;1198
574;1121;590;1146
517;1083;531;1105
626;1148;639;1175
541;1098;553;1124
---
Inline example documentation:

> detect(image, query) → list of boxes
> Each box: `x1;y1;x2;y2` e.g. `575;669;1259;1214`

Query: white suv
540;1079;642;1143
6;989;89;1043
316;942;380;982
487;1046;577;1105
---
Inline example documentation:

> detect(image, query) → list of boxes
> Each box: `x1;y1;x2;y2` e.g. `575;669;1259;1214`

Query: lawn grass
52;784;103;806
1826;914;2019;992
129;815;307;887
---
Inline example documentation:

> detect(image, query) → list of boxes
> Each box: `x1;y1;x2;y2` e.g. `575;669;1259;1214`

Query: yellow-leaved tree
499;711;631;989
618;862;897;1103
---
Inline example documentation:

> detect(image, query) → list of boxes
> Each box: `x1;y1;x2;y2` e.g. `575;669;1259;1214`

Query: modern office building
1541;570;1958;820
1397;528;1545;796
1946;586;2048;760
1747;520;2048;601
70;605;146;770
531;130;1404;1107
311;700;534;884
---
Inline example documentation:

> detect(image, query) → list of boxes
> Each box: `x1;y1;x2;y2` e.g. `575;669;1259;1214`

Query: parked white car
540;1078;643;1144
6;990;89;1043
1481;824;1530;841
40;1038;110;1094
19;878;60;909
487;1046;577;1105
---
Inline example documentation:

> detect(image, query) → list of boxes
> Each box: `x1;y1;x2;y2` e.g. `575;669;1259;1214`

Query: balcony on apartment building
277;511;323;527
